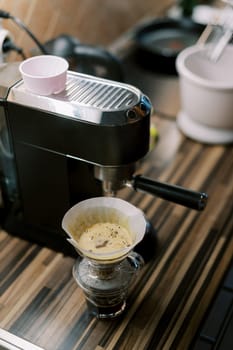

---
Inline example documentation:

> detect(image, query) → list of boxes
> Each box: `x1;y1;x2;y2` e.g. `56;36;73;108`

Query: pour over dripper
62;197;147;318
62;196;147;262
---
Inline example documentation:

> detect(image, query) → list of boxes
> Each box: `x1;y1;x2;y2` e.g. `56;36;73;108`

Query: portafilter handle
130;175;208;211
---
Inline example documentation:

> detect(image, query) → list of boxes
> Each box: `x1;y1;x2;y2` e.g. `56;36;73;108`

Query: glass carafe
73;251;143;318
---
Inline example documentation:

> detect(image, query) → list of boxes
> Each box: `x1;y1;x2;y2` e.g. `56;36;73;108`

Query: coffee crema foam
77;222;133;254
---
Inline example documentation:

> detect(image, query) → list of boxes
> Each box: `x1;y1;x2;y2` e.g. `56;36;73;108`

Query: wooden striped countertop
0;112;232;350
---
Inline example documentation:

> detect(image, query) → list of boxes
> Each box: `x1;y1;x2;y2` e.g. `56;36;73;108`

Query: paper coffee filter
62;197;146;259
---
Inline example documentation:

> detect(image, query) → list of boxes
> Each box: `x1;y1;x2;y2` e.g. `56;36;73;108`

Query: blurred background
0;0;177;59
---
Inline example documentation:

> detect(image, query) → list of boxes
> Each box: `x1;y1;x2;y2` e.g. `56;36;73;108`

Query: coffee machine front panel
7;71;151;165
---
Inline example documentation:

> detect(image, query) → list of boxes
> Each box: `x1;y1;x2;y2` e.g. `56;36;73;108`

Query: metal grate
65;76;138;110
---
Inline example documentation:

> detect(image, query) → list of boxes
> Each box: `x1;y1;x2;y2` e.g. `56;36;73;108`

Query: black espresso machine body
0;63;151;255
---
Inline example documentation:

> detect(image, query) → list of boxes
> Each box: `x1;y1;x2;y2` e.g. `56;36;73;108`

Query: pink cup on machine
19;55;69;96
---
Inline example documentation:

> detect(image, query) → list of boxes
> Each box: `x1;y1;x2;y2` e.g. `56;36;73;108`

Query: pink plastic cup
19;55;69;96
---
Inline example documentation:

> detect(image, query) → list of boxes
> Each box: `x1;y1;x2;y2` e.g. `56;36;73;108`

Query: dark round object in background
133;17;205;75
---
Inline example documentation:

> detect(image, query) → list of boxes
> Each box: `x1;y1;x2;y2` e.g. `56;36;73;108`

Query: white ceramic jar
176;44;233;144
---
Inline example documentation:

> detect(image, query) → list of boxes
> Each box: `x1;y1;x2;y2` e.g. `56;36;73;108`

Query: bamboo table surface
0;54;233;349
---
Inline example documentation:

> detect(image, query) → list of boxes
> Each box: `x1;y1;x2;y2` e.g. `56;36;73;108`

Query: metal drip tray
0;329;44;350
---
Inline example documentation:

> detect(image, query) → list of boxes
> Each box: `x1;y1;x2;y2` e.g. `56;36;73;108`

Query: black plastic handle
132;175;208;211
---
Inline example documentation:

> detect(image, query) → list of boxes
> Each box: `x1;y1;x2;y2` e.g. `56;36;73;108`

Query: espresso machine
0;63;207;257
